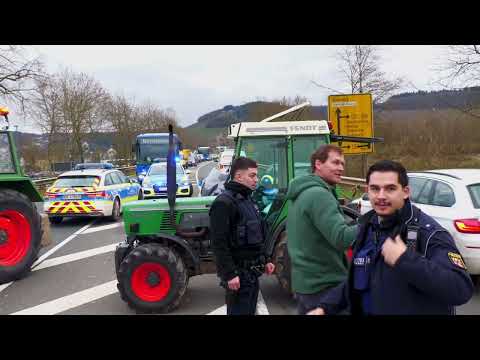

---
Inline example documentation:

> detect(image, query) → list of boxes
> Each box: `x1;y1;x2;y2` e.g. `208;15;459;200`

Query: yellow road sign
328;93;374;155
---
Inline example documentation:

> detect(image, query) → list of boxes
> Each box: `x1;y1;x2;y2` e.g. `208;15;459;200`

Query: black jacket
210;181;267;282
319;199;474;315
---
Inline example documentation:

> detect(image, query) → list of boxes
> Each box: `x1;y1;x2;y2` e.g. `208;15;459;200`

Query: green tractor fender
133;233;201;276
0;178;43;202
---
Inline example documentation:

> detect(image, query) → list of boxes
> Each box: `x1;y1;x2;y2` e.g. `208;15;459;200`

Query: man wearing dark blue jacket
308;160;474;315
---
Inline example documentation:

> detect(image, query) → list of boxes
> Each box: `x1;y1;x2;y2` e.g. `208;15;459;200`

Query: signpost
328;93;374;155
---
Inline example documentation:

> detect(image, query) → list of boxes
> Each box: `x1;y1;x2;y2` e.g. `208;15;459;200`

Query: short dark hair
230;156;257;178
366;160;409;187
310;145;343;172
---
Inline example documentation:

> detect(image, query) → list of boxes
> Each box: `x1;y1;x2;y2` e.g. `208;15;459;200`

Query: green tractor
114;104;382;313
0;107;50;284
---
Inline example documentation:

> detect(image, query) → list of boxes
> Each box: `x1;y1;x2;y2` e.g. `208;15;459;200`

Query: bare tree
103;94;137;160
30;76;64;165
0;45;45;110
57;69;108;162
439;45;480;87
335;45;404;103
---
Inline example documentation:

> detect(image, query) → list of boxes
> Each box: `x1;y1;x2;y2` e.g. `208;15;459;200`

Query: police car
44;168;142;224
141;162;193;198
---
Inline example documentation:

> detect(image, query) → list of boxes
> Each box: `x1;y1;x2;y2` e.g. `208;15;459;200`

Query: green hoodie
286;174;357;294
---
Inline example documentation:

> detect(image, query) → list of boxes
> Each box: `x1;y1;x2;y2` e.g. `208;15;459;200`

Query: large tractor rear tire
274;231;292;296
117;243;188;313
0;189;42;284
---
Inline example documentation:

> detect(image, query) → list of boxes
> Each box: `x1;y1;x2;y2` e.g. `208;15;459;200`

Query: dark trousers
226;271;259;315
295;290;330;315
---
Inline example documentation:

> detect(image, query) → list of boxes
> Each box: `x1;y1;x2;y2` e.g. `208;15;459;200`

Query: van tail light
327;121;333;130
454;219;480;234
87;191;106;198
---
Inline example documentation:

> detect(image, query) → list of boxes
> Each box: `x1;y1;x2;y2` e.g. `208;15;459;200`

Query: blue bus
133;133;182;179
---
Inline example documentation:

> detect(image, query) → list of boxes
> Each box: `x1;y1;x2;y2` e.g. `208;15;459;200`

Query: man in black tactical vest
210;157;275;315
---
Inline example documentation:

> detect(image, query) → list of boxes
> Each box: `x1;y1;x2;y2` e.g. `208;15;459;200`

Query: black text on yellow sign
328;93;374;155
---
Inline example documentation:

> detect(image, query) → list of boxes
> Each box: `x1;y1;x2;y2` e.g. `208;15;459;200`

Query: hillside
187;86;480;130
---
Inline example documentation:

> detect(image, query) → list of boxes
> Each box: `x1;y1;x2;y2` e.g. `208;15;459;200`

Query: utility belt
237;256;266;277
220;256;266;288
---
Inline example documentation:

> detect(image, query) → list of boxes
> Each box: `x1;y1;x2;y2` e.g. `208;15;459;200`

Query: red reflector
87;191;106;198
454;219;480;234
46;192;59;199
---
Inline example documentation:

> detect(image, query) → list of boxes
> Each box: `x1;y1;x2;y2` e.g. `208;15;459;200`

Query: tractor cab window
0;133;15;173
239;137;288;228
292;136;329;178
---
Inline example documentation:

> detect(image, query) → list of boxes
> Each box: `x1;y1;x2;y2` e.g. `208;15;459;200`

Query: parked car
141;162;193;198
44;168;142;224
407;169;480;276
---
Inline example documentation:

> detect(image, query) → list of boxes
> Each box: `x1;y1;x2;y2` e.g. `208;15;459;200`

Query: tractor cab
228;120;332;230
0;107;19;175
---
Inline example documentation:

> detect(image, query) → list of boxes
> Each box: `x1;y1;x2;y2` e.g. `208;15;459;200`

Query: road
1;161;479;315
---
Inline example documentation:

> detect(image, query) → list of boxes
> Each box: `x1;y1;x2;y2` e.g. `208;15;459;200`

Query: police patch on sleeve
448;252;467;270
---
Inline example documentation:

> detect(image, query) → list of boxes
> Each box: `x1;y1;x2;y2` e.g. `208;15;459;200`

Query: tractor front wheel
117;243;188;313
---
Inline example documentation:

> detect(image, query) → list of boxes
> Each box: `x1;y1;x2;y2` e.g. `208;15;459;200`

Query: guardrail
32;166;136;195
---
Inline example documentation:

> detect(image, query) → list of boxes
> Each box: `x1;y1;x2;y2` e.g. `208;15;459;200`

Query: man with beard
307;160;474;315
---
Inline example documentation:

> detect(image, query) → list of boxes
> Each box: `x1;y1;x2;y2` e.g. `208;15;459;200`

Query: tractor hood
122;196;216;236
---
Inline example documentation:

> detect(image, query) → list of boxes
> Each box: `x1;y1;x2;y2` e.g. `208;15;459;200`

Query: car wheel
110;198;121;221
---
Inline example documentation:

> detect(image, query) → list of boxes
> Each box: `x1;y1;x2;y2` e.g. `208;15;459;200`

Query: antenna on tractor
260;101;310;123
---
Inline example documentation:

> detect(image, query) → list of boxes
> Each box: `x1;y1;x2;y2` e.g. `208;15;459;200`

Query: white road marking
32;243;118;271
207;290;269;315
0;221;95;295
11;280;119;315
32;221;95;268
0;282;13;293
256;290;269;315
81;222;123;234
207;305;227;315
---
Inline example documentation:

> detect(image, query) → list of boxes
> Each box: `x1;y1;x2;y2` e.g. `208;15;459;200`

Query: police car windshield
54;176;100;187
148;163;184;176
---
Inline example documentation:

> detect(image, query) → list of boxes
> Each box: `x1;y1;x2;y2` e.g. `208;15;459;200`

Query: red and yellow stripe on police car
47;201;98;214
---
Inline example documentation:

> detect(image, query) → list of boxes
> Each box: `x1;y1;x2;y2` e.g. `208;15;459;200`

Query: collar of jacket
225;181;253;198
355;199;417;251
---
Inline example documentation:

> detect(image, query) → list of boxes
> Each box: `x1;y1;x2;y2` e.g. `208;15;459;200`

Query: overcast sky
9;45;450;133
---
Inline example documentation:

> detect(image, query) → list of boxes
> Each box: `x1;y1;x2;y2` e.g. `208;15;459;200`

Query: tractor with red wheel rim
0;107;50;285
114;102;381;314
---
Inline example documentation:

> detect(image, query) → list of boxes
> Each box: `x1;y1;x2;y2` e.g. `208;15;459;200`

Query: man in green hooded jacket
286;144;358;315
